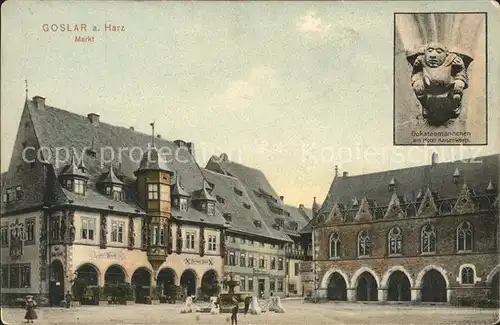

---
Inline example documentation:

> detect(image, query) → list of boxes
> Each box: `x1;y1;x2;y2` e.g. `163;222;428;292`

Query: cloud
297;11;333;35
215;67;278;111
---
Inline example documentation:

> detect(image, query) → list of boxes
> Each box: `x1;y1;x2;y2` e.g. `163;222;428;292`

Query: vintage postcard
1;1;499;325
394;12;488;146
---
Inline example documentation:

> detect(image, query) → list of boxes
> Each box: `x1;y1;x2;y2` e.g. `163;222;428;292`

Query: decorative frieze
220;229;226;258
167;222;173;254
141;218;149;251
68;209;75;245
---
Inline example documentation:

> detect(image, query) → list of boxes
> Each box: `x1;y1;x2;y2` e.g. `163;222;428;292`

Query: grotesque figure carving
60;217;66;242
128;217;135;249
199;226;205;257
407;42;473;125
220;229;226;258
100;213;108;248
141;221;149;250
167;222;173;254
176;225;182;255
68;210;76;244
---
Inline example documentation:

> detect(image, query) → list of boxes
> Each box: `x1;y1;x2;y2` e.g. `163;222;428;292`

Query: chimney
87;113;100;126
187;142;195;158
129;127;134;131
343;171;348;177
32;96;45;110
431;152;438;165
157;134;161;139
280;195;284;203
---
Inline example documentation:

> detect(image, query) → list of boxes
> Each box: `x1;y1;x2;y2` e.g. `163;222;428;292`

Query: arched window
329;232;341;258
461;267;474;284
388;227;402;255
421;224;436;254
358;230;371;257
457;221;473;251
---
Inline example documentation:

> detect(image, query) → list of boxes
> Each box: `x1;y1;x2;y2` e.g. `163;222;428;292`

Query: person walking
24;296;37;323
243;296;251;315
230;295;239;325
65;291;72;308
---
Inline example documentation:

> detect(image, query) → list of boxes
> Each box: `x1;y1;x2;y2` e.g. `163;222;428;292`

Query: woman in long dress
24;296;38;323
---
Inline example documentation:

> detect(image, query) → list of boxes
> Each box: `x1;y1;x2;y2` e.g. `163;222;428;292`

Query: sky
1;1;499;208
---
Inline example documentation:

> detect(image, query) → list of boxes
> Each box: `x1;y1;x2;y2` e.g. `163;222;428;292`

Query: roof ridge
336;154;499;179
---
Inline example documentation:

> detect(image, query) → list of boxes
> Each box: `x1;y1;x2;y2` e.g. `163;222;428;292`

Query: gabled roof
1;98;225;225
319;154;499;215
100;165;124;185
191;179;216;202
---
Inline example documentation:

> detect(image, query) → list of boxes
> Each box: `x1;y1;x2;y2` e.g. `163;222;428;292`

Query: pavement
1;300;498;325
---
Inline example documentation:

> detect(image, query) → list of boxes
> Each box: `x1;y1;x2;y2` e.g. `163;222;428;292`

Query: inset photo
394;12;487;145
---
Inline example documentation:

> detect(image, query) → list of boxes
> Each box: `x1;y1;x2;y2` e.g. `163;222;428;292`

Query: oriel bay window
151;225;165;246
147;184;159;200
160;184;170;201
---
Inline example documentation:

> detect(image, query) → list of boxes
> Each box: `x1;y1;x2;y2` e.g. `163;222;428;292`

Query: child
24;296;37;323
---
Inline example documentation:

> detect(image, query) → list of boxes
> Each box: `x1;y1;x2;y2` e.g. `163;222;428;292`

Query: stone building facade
0;96;311;305
310;155;499;303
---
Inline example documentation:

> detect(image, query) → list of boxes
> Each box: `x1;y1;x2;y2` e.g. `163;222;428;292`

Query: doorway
258;279;265;298
49;260;65;306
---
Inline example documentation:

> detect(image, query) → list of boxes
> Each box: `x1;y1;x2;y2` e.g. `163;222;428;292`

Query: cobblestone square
2;301;498;325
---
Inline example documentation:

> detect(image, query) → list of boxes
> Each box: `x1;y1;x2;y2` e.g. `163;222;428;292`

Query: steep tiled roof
206;155;313;242
1;98;226;226
201;168;285;240
319;154;499;215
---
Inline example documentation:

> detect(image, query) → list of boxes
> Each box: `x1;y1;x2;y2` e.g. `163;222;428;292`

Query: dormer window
275;218;284;227
243;203;251;209
179;197;188;211
147;184;159;200
2;186;22;203
75;179;86;195
254;220;262;228
216;195;225;204
234;188;243;196
207;202;215;216
112;186;123;201
223;213;232;222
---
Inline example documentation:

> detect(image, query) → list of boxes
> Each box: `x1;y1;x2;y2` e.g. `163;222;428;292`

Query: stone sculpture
407;42;473;125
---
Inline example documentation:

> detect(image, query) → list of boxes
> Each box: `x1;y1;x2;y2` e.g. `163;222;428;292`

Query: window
185;231;195;249
208;235;217;251
275;219;284;227
152;225;159;245
112;185;123;201
74;179;86;195
248;278;253;290
278;258;283;271
24;218;35;245
216;195;225;204
207;203;215;216
388;227;402;255
270;279;276;291
15;186;22;200
254;220;261;228
461;267;474;284
240;253;246;267
1;265;8;288
240;237;246;244
234;188;243;196
270;257;276;269
3;187;17;203
240;278;245;291
259;256;266;268
358;230;371;257
243;203;251;209
248;255;254;267
111;221;124;243
229;252;236;266
1;226;9;247
421;224;436;254
51;217;60;240
294;263;299;276
179;197;188;211
457;221;473;251
160;184;170;201
277;279;283;292
9;264;19;288
81;217;95;240
147;184;159;200
105;186;111;195
20;264;30;288
159;226;165;245
329;232;341;258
